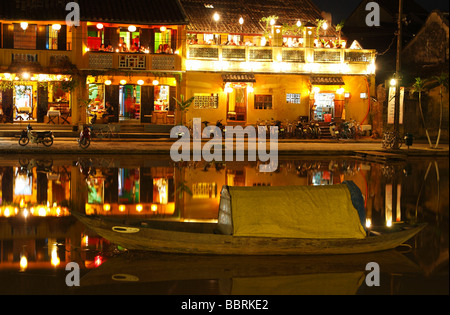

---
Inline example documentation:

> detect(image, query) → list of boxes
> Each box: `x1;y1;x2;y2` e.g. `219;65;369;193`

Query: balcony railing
186;45;376;75
86;52;181;72
0;49;74;70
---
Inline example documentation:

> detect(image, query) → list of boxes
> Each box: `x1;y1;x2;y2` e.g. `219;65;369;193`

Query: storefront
0;74;73;124
85;76;177;125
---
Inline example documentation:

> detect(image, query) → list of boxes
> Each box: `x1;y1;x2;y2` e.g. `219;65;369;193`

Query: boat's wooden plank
72;212;426;256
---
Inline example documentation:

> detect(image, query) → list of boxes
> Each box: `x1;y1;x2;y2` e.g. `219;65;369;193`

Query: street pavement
0;136;448;157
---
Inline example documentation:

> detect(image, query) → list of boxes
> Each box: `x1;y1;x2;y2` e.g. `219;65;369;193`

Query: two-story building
0;0;188;126
1;0;377;132
180;0;377;130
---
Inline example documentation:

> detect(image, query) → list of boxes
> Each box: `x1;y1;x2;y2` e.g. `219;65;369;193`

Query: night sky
313;0;449;23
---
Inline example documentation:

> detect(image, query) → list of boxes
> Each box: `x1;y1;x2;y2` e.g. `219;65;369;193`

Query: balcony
85;52;182;72
185;45;376;75
0;49;74;72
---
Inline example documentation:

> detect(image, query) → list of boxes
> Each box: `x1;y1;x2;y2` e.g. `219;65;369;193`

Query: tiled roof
310;76;345;85
180;0;336;35
1;0;189;25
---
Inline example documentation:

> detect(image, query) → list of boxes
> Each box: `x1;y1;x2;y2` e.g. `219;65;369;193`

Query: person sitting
131;43;139;52
164;44;173;54
102;102;114;122
156;44;164;53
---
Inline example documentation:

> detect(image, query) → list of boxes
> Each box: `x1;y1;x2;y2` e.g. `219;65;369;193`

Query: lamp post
392;0;403;149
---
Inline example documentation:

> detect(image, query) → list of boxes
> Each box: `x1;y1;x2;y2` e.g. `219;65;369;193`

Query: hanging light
296;20;302;27
213;13;220;22
322;22;328;30
120;79;127;85
239;17;244;25
270;19;276;26
52;24;61;31
96;23;104;30
20;22;28;31
160;26;167;32
137;79;145;85
22;72;30;80
104;80;112;86
152;79;159;86
128;25;137;32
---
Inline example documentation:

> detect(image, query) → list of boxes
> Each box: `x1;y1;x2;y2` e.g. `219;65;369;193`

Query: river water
0;154;447;295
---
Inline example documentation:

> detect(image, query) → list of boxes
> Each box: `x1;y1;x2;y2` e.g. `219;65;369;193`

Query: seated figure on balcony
156;44;164;53
164;44;173;54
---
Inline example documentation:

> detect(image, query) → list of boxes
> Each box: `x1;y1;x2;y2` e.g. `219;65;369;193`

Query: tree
410;77;432;148
335;21;345;44
432;72;449;148
173;94;194;126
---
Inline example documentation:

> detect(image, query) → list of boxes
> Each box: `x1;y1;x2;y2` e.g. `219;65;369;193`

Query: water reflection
0;155;448;295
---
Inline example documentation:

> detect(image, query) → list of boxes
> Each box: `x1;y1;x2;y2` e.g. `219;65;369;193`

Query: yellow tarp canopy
228;184;366;239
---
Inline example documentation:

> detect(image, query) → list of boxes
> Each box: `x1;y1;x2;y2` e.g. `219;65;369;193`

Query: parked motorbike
308;121;321;139
294;121;305;139
19;124;54;147
78;125;92;149
274;120;286;139
202;120;223;137
216;120;226;135
340;121;352;139
329;122;340;139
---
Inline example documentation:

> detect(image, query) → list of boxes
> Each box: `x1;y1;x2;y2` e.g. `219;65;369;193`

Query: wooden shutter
140;28;151;49
169;86;177;111
2;24;14;49
140;85;154;123
37;84;49;123
1;87;13;122
150;29;155;53
171;29;178;51
36;25;47;50
57;24;67;50
105;85;120;122
105;27;119;49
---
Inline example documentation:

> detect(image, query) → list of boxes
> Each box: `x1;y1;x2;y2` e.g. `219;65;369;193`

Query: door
227;87;247;122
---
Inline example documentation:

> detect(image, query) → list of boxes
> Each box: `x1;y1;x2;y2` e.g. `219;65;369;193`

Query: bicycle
382;131;403;149
94;124;119;139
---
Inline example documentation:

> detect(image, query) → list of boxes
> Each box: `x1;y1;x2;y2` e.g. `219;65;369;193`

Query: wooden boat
72;211;426;256
72;183;426;255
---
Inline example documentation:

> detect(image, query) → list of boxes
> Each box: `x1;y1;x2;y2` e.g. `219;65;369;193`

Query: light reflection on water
0;154;448;295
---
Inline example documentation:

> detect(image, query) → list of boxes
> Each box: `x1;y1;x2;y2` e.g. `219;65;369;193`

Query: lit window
254;95;272;110
286;93;301;104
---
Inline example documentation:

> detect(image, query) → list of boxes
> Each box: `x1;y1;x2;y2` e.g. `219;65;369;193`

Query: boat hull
73;212;426;256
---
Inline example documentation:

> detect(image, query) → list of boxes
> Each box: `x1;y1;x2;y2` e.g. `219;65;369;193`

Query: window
286;93;301;104
48;27;59;50
194;93;219;109
254;95;272;110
